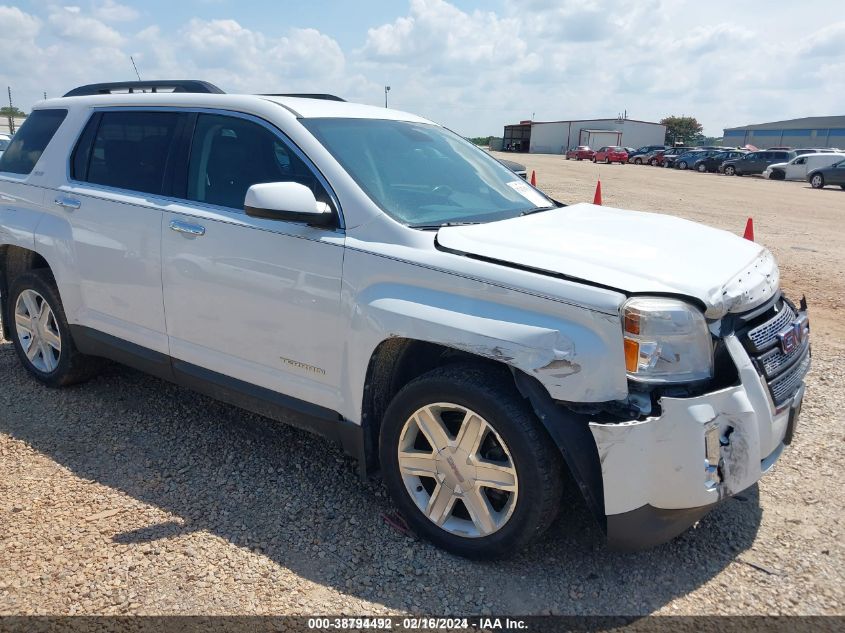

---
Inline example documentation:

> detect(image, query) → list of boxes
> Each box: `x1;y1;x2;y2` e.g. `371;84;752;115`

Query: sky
2;0;844;137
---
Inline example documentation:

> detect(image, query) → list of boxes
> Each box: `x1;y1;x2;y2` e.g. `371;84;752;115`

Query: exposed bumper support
591;334;807;550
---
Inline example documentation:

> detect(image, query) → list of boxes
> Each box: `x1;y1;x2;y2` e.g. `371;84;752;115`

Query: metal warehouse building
723;116;845;149
503;118;666;154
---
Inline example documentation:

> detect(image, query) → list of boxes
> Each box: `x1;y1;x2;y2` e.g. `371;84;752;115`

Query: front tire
8;270;101;387
697;163;707;173
810;173;825;189
678;160;688;170
724;165;736;176
634;157;642;165
379;363;563;559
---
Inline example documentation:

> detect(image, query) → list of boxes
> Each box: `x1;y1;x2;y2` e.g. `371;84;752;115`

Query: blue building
723;116;845;150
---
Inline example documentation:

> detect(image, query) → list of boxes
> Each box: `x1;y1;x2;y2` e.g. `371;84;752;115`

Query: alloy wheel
397;403;518;538
14;289;62;373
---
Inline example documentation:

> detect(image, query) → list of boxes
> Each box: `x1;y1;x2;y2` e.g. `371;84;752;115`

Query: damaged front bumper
590;330;809;551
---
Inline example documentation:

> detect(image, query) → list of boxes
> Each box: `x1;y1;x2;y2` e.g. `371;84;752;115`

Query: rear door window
0;109;67;175
76;111;184;195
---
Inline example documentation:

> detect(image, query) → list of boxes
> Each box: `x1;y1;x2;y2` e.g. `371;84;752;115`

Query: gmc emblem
778;315;809;354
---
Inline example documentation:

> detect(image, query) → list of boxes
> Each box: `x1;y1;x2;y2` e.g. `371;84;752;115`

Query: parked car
628;145;666;164
565;145;595;161
647;147;690;167
592;146;628;164
720;150;790;176
665;149;707;170
808;157;845;189
764;153;844;181
497;158;528;179
0;80;811;558
693;150;747;173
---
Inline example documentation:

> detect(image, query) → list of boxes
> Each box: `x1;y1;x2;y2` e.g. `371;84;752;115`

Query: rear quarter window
0;109;67;175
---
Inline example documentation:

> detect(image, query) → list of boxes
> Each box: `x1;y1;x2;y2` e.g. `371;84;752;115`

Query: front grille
757;337;806;379
747;302;795;352
769;351;811;404
738;297;810;407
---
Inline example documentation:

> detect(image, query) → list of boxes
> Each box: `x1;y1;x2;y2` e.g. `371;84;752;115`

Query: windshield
303;118;554;227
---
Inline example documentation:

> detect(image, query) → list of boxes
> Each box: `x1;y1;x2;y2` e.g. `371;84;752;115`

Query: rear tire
379;363;563;559
649;158;658;166
8;270;101;387
810;173;825;189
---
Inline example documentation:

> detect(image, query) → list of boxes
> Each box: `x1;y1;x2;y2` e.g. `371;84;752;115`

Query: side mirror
244;182;334;227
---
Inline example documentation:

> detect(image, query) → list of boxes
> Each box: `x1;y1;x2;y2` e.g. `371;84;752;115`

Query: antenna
130;56;142;81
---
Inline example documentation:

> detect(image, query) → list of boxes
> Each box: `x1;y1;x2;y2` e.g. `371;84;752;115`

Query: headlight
622;297;713;384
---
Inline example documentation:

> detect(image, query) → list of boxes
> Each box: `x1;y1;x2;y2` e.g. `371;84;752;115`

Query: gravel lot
1;156;843;616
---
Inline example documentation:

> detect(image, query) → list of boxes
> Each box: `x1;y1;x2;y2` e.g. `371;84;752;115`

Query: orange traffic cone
593;179;602;205
530;170;537;186
743;217;754;241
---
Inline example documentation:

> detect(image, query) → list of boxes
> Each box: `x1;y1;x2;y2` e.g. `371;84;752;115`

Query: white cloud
47;5;123;47
799;21;845;58
93;0;139;22
3;1;844;137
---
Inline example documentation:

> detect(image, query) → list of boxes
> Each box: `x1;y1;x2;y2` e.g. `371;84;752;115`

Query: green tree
467;136;493;146
660;116;703;145
0;106;27;119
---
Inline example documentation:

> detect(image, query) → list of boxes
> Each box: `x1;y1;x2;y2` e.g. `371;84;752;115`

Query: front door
785;157;806;180
161;112;346;413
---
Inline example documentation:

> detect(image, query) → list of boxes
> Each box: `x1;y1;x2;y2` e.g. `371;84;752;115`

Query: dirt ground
1;156;843;616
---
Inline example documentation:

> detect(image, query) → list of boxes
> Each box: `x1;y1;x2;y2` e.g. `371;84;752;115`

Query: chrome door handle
54;196;81;210
169;220;206;237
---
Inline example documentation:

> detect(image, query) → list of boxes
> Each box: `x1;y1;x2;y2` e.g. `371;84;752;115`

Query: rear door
57;109;187;353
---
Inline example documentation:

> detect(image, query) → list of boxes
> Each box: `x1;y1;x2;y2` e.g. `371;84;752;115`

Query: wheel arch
0;245;54;340
359;336;607;531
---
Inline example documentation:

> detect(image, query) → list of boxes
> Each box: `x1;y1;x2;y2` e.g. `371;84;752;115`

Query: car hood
437;203;779;318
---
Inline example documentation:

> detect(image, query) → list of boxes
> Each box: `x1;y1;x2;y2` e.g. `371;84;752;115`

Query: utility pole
7;86;15;135
384;85;390;108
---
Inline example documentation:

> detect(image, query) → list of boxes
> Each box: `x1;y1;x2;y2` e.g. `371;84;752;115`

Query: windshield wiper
410;221;481;230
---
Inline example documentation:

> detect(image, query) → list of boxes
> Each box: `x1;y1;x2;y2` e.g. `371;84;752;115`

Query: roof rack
262;93;346;102
63;80;225;97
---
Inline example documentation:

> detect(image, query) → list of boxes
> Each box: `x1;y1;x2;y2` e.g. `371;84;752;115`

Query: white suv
0;81;810;558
